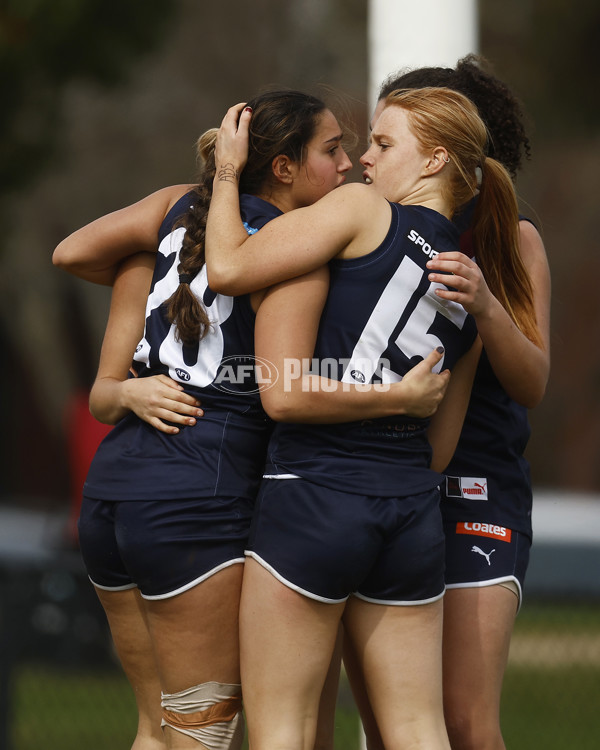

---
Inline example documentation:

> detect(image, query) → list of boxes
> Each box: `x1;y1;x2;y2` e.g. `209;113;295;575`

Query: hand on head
215;102;252;178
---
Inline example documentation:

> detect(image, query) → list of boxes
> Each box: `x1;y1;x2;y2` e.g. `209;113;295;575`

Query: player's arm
254;268;450;423
52;184;195;285
89;253;203;432
428;337;482;473
206;103;383;295
426;220;550;408
207;180;378;295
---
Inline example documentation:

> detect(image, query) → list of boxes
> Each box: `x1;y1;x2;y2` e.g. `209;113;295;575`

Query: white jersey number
133;228;233;387
341;255;468;384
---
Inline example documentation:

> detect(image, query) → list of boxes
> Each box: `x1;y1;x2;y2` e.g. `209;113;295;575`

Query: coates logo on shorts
456;521;512;543
445;476;489;501
212;355;279;395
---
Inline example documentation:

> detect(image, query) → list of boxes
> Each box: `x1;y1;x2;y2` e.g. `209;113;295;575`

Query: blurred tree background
1;0;599;508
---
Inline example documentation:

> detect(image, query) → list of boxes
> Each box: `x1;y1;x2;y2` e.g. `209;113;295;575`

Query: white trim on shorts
88;577;137;593
91;558;245;600
245;550;348;605
445;575;522;611
262;474;300;479
142;557;246;600
353;587;446;607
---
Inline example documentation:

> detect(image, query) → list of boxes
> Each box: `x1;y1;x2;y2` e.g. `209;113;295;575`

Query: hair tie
178;273;195;285
474;165;483;188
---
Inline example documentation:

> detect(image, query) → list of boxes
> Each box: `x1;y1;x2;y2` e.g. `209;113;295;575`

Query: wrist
215;161;241;185
118;378;135;411
472;288;503;321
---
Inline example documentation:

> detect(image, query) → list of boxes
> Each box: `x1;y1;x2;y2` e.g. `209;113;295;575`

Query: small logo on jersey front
175;368;191;382
456;522;512;542
242;222;259;235
445;476;488;500
350;370;366;383
471;545;496;565
211;355;279;395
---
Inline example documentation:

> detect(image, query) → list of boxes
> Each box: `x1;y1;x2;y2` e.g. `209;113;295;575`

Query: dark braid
378;54;531;179
164;130;216;347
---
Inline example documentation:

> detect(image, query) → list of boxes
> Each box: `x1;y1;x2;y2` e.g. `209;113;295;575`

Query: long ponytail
387;87;543;349
471;157;543;348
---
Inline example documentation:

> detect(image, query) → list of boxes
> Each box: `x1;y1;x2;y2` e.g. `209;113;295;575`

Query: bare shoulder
324;181;381;209
108;184;197;236
518;218;551;302
139;183;197;213
312;182;390;234
518;219;548;264
330;183;392;259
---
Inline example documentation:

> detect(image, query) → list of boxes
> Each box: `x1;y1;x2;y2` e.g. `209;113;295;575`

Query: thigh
95;587;162;719
144;563;244;694
343;597;449;750
240;558;344;750
442;586;517;722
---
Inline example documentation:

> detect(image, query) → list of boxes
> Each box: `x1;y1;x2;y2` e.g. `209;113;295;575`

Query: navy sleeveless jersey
84;192;280;501
442;197;534;538
266;202;478;496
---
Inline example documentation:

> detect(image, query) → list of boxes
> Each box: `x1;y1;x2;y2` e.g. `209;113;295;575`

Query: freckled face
291;109;353;207
359;105;427;203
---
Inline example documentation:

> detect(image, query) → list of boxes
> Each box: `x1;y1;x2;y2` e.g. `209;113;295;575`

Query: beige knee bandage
161;682;244;750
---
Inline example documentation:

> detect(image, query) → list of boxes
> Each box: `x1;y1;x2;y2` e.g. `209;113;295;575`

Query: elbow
510;366;550;409
431;455;451;474
52;240;89;277
519;387;547;410
206;257;261;295
262;402;295;423
52;240;74;271
260;391;306;422
88;394;119;426
508;381;547;410
88;405;115;426
206;263;242;296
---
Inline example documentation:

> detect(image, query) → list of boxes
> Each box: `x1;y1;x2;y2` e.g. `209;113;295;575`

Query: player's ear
425;147;450;176
271;155;294;184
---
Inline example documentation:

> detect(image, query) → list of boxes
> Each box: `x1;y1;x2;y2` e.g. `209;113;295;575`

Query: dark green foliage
0;0;177;195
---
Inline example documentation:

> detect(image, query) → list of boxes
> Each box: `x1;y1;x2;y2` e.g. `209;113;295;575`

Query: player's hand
120;375;203;434
395;347;451;418
215;102;252;176
427;251;494;318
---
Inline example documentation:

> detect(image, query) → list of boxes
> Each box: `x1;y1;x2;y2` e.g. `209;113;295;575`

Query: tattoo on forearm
217;163;239;183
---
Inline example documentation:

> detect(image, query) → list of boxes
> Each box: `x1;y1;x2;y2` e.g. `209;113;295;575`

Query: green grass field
8;601;600;750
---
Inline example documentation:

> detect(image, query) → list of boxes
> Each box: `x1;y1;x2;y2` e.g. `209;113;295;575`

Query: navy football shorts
78;494;254;599
246;478;445;605
443;519;531;603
